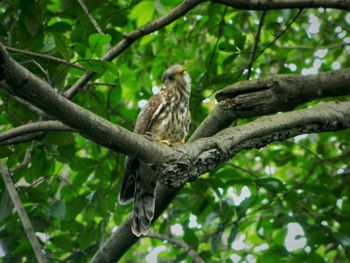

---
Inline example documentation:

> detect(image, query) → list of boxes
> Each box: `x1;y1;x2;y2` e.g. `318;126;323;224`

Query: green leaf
211;225;224;252
47;22;71;33
53;33;72;59
0;146;13;158
50;200;66;219
183;229;199;245
258;177;286;192
227;223;238;245
80;60;117;76
223;54;238;67
50;235;74;250
88;33;112;57
129;1;154;27
234;34;246;51
218;42;237;53
40;35;56;53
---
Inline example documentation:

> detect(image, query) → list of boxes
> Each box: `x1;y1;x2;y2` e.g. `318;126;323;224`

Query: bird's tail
131;162;156;237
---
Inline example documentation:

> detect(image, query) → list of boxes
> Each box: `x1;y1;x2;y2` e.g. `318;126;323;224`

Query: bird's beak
177;67;186;74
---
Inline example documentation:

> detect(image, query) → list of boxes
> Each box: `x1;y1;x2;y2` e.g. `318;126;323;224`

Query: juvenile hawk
119;64;191;236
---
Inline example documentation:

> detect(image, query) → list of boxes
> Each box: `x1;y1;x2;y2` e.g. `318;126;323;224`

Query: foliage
0;0;350;262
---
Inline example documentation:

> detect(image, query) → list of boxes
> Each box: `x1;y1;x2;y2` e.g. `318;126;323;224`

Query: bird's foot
159;139;171;145
177;140;185;144
144;132;155;141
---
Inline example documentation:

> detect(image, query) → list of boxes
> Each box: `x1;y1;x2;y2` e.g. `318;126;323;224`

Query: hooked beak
177;67;186;74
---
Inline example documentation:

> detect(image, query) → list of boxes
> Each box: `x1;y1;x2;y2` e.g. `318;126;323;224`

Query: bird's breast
149;99;190;143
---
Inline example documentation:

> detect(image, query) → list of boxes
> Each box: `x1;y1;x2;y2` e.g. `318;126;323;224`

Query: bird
119;64;191;236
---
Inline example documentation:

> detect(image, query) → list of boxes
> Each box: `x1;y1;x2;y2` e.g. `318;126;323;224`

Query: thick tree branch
0;43;170;165
145;233;204;263
214;0;350;10
0;162;47;263
89;105;235;262
160;101;350;187
63;0;347;99
216;68;350;118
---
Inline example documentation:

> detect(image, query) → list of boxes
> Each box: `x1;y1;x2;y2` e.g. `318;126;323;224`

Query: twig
9;149;33;173
87;82;118;87
21;59;51;85
145;233;204;263
4;45;84;71
0;121;72;143
235;9;303;81
76;0;112;48
0;162;47;263
253;9;303;64
246;10;266;80
64;0;204;99
206;7;227;83
276;42;350;50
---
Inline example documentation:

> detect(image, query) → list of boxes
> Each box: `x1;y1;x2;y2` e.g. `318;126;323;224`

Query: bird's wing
119;94;165;203
134;93;165;134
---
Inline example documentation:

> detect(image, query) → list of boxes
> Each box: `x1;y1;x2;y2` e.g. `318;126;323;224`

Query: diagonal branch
76;0;106;36
246;10;266;80
160;100;350;187
0;162;47;263
0;121;72;143
63;0;203;98
4;45;84;71
145;233;204;263
0;43;171;165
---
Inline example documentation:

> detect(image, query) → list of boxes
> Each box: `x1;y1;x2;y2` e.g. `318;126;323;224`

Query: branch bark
63;0;350;99
0;43;171;165
0;121;71;143
159;100;350;187
4;45;84;71
214;0;350;10
216;68;350;118
0;162;47;263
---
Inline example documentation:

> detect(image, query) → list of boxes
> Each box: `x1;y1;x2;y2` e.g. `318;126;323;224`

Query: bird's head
161;64;191;90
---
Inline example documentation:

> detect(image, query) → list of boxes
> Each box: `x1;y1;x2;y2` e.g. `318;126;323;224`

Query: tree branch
56;0;350;99
246;10;266;80
0;43;171;165
4;45;84;71
0;162;47;263
159;100;350;187
63;0;203;98
0;121;71;143
77;0;106;35
214;0;350;10
216;68;350;118
145;233;204;263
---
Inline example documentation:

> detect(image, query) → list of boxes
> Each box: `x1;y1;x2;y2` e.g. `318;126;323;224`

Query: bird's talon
159;140;171;145
144;132;155;141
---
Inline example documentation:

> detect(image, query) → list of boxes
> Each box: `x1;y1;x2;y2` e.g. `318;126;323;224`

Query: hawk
119;64;191;236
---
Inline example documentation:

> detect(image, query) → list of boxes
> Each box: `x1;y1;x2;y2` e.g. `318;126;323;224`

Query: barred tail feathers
131;162;156;237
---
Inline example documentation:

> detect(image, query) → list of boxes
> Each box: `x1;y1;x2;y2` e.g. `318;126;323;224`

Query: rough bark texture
2;40;350;262
216;68;350;118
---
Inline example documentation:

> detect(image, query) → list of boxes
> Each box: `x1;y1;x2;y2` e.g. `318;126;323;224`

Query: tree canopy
0;0;350;262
